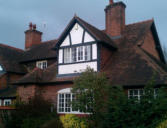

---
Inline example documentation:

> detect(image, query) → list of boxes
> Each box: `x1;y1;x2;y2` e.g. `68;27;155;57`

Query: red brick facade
105;2;126;37
25;23;42;50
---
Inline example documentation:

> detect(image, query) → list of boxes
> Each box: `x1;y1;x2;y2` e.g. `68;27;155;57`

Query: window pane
59;94;64;112
134;90;138;95
64;48;71;63
71;47;77;62
65;94;71;112
85;45;91;61
78;46;83;61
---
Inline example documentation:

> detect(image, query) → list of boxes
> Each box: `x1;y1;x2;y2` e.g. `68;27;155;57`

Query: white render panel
84;32;95;43
92;44;97;60
58;49;63;64
61;35;70;47
70;23;84;45
58;61;97;75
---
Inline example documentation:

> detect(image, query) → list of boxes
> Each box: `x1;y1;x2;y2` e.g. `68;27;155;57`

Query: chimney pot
33;24;36;30
29;22;33;30
25;23;42;50
110;0;114;4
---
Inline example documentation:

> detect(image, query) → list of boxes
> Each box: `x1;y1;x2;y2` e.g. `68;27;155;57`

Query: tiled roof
20;40;57;62
14;19;167;87
14;63;75;84
0;44;27;74
56;16;117;50
102;20;167;86
76;17;117;49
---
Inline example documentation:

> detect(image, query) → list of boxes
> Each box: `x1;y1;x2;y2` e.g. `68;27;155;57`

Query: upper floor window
64;45;91;64
36;60;47;69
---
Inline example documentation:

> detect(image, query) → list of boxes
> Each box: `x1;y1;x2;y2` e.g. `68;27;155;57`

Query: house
0;0;167;114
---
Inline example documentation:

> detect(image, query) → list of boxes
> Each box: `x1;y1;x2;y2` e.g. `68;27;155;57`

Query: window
78;46;83;61
36;60;47;69
63;45;91;64
128;89;144;100
71;47;77;62
4;99;11;106
57;88;85;114
85;45;91;61
128;89;159;100
64;48;71;63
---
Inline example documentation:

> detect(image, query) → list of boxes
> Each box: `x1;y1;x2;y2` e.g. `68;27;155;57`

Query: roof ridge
42;39;58;44
126;19;154;27
0;43;24;53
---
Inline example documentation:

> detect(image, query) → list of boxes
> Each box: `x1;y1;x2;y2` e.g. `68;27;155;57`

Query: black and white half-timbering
58;23;98;76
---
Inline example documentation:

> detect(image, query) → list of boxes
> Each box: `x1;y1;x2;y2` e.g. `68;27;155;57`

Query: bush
41;117;63;128
156;120;167;128
60;114;88;128
6;94;61;128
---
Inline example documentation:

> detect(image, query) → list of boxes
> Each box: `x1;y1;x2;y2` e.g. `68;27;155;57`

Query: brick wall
105;2;126;37
17;85;37;102
17;83;72;107
100;44;114;70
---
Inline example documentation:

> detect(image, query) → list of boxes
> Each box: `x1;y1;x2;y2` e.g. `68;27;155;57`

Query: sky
0;0;167;50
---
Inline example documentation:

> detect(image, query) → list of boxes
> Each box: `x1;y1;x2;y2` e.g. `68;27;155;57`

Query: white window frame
57;88;89;114
0;100;2;106
4;99;12;106
128;89;159;100
128;89;144;100
63;45;91;64
36;60;47;69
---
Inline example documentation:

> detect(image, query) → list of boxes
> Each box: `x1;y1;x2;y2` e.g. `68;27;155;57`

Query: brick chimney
105;0;126;37
25;23;42;50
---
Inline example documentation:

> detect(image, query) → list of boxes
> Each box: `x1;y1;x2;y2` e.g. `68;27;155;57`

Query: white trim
57;88;90;114
58;88;71;93
36;60;47;69
4;99;12;106
0;100;2;106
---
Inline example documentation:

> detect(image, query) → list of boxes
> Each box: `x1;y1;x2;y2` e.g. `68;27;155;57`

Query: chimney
25;23;42;50
105;0;126;37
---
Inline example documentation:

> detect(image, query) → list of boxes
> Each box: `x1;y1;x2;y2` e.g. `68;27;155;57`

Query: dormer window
63;45;91;64
36;60;47;69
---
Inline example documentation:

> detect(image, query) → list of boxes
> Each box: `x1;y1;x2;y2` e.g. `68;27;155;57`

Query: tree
72;68;167;128
72;68;111;128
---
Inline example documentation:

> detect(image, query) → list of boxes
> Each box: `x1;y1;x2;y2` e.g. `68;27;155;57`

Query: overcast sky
0;0;167;50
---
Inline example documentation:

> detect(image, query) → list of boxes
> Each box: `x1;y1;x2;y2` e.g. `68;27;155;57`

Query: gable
142;29;160;60
60;23;95;47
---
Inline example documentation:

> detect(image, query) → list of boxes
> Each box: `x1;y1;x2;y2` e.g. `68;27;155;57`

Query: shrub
41;117;63;128
60;114;88;128
156;120;167;128
6;94;61;128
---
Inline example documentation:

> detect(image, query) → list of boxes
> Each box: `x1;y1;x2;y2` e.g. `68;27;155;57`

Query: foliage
156;119;167;128
72;68;110;127
41;117;63;128
6;94;61;128
60;114;88;128
72;68;167;128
